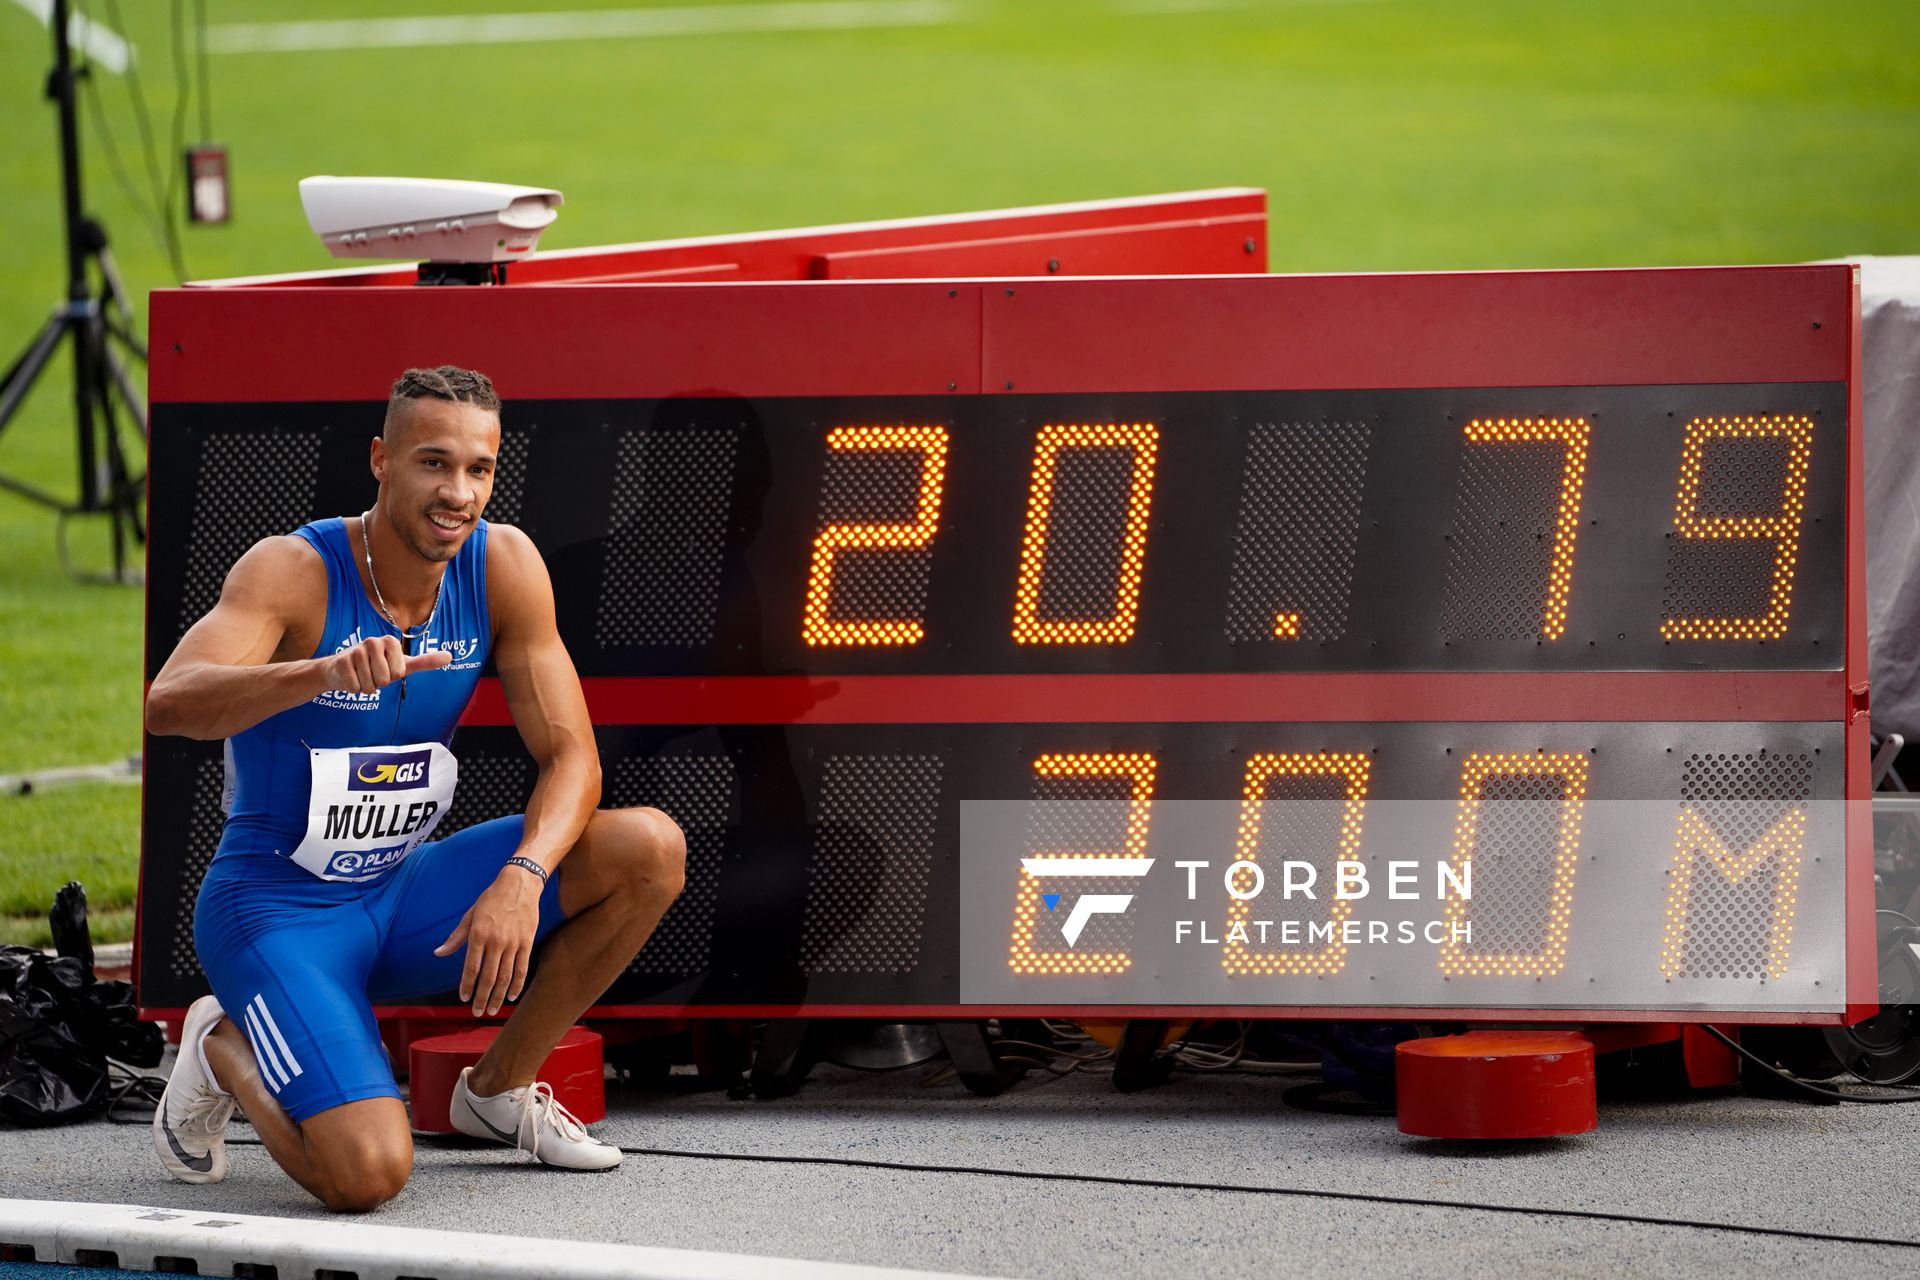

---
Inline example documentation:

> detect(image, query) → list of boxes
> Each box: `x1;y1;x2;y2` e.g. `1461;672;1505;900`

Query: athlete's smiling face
371;397;500;563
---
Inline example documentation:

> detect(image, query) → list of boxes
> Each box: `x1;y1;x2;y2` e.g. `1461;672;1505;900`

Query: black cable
100;0;186;282
101;0;167;211
1698;1025;1920;1104
73;4;175;270
104;1062;166;1124
619;1145;1920;1252
162;0;192;244
193;0;210;142
265;1135;1920;1252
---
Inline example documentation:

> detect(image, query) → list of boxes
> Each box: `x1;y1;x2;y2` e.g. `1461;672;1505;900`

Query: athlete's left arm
434;523;601;1016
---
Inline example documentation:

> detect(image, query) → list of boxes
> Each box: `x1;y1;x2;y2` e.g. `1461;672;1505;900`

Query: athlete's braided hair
384;365;500;432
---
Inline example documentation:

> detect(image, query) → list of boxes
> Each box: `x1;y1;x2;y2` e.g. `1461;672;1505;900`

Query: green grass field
2;0;1917;947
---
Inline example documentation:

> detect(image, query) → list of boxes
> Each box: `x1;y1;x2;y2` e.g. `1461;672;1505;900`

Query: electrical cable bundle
78;0;216;283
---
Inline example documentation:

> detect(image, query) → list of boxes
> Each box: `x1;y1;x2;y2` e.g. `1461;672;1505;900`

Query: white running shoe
448;1067;622;1171
152;995;237;1184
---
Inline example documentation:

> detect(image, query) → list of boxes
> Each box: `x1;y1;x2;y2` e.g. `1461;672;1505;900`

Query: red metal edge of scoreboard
1845;266;1874;1020
178;188;1270;289
458;672;1844;727
149;266;1852;403
131;1004;1852;1027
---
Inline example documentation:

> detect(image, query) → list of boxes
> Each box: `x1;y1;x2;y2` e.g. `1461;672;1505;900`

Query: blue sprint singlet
193;515;571;1123
216;516;492;881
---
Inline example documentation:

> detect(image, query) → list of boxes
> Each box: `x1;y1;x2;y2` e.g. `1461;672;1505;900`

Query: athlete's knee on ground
308;1130;413;1213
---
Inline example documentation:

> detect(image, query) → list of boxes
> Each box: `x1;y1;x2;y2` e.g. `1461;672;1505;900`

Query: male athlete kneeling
145;366;685;1210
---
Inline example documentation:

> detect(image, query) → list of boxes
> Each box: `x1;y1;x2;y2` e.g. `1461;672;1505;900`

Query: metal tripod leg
0;311;69;447
95;338;146;571
101;334;148;435
96;243;147;361
0;315;77;511
88;341;136;580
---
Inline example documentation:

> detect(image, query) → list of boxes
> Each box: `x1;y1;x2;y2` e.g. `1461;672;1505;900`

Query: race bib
287;742;459;882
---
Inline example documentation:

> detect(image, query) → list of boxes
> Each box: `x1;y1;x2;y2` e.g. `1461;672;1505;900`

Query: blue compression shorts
194;815;571;1123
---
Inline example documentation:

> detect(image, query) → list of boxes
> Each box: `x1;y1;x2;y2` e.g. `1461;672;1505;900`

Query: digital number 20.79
799;414;1814;647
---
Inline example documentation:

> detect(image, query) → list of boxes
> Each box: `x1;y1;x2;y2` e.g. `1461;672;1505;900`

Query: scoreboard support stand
690;1020;755;1093
1396;1031;1598;1140
746;1019;1037;1098
747;1018;820;1099
935;1022;1031;1098
1111;1020;1180;1093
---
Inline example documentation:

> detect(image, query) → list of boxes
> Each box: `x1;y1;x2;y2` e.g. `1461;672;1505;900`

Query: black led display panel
140;720;1843;1012
147;385;1847;678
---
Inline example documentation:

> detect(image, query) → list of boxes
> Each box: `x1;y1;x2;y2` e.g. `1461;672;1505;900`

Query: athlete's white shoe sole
153;995;235;1184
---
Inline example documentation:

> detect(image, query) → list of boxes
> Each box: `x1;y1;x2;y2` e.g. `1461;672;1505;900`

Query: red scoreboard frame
139;190;1870;1027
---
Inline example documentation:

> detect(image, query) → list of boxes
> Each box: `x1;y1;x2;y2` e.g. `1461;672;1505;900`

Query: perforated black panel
1442;441;1569;643
1021;769;1144;957
610;754;736;976
1229;771;1355;970
438;750;535;835
179;432;323;630
1697;437;1794;519
1661;430;1806;633
1671;751;1813;981
1663;541;1780;623
800;755;944;974
1225;421;1370;643
1035;448;1138;623
814;445;935;628
595;427;738;648
483;428;531;528
1453;772;1570;957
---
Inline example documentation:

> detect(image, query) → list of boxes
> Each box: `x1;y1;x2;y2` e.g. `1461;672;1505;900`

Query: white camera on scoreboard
298;176;564;264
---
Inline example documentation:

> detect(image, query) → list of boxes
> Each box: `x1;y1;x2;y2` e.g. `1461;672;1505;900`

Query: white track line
8;0;132;72
0;1197;1004;1280
207;0;964;54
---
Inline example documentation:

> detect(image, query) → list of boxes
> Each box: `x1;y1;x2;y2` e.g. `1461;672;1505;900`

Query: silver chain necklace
361;506;442;645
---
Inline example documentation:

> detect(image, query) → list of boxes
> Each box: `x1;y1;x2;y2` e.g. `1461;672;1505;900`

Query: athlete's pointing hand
434;865;542;1017
322;635;452;693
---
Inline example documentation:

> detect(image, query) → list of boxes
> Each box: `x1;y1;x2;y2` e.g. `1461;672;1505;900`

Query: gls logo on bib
348;749;432;791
